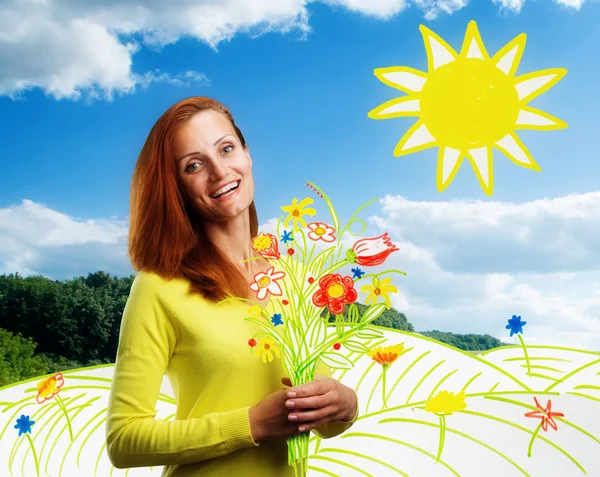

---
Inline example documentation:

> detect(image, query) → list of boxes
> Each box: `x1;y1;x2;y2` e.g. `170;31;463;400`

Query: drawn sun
368;21;567;196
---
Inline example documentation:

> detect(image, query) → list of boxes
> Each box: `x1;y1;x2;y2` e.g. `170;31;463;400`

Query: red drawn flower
525;397;564;431
346;233;399;267
287;248;295;255
333;343;341;350
308;277;314;284
282;299;289;305
248;339;257;347
311;273;358;315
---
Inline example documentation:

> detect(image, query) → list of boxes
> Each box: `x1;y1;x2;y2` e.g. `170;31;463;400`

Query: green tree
0;328;48;387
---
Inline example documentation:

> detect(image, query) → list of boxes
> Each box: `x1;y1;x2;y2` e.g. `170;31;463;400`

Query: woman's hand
280;375;358;433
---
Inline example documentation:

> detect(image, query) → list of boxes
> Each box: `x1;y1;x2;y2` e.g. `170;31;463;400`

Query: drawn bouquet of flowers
218;182;406;476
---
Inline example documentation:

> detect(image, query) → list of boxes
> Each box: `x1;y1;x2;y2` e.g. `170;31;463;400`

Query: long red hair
128;96;258;302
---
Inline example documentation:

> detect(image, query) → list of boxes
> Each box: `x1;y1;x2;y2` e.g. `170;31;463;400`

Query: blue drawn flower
280;230;293;244
506;315;527;337
14;415;35;436
351;267;365;279
271;313;284;326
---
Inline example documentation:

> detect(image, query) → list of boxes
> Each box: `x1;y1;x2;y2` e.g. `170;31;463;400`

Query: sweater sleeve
105;271;259;469
310;358;359;439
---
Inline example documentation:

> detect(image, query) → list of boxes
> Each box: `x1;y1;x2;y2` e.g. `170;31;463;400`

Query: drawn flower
252;232;280;260
308;277;314;284
247;305;262;319
525;397;564;457
254;337;281;363
425;391;467;415
249;267;286;300
506;314;530;377
367;344;404;367
282;299;289;305
311;273;358;315
36;372;64;404
14;414;35;437
287;248;295;255
280;229;293;244
281;197;317;231
271;313;284;326
351;267;365;279
248;338;257;347
506;314;527;336
14;415;40;476
367;344;404;409
346;233;399;266
333;343;341;350
361;276;398;310
36;372;74;441
306;222;336;243
425;390;467;463
525;397;564;432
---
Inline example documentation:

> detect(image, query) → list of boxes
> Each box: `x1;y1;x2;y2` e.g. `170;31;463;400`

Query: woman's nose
209;163;229;181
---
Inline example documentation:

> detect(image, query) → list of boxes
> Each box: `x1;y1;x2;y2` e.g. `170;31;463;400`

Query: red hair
128;96;258;302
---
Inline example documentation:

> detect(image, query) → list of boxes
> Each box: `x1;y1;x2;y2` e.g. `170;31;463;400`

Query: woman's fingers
288;405;335;423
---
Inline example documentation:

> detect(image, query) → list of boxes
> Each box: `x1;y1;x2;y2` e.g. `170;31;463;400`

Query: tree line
0;272;506;387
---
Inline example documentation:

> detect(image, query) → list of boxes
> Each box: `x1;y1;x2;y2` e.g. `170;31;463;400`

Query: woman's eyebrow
177;134;235;162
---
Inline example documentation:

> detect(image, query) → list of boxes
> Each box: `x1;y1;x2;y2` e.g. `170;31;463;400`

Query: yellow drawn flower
281;197;317;231
369;21;567;196
425;390;467;415
361;277;398;310
247;305;262;318
36;372;64;404
367;344;404;367
254;337;281;363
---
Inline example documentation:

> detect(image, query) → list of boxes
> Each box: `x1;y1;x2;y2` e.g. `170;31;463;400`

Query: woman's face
173;109;254;222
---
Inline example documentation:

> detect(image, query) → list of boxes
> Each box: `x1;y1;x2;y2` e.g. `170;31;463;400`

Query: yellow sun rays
368;20;567;196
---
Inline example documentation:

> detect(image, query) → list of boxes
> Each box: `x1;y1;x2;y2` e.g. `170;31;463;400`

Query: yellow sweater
105;269;359;477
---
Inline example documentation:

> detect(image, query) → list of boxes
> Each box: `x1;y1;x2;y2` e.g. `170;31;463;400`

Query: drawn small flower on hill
281;197;317;231
361;276;398;310
252;233;280;260
525;397;564;457
506;314;531;377
13;415;40;477
367;344;404;409
311;273;358;315
254;337;281;363
36;372;74;441
249;267;286;300
425;390;467;463
307;222;336;242
351;267;365;279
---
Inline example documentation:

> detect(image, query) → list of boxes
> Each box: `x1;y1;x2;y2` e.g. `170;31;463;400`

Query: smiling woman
105;97;358;477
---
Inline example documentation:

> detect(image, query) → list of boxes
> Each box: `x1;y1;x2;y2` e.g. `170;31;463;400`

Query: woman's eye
185;162;202;173
221;145;234;155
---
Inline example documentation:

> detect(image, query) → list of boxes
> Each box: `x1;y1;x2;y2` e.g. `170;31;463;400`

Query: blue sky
1;0;599;345
1;1;598;223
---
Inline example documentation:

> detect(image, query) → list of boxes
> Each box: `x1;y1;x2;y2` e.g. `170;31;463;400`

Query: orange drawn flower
311;273;358;314
36;373;65;404
525;397;564;431
367;344;405;367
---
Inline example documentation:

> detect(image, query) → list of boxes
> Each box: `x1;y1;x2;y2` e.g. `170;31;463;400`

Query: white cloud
1;0;591;101
0;200;131;279
492;0;589;12
2;192;600;349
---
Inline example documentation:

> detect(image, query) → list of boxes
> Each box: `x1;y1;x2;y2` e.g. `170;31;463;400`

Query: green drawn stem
55;394;73;441
436;414;447;463
527;423;542;457
518;334;531;377
25;433;40;477
382;366;388;408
